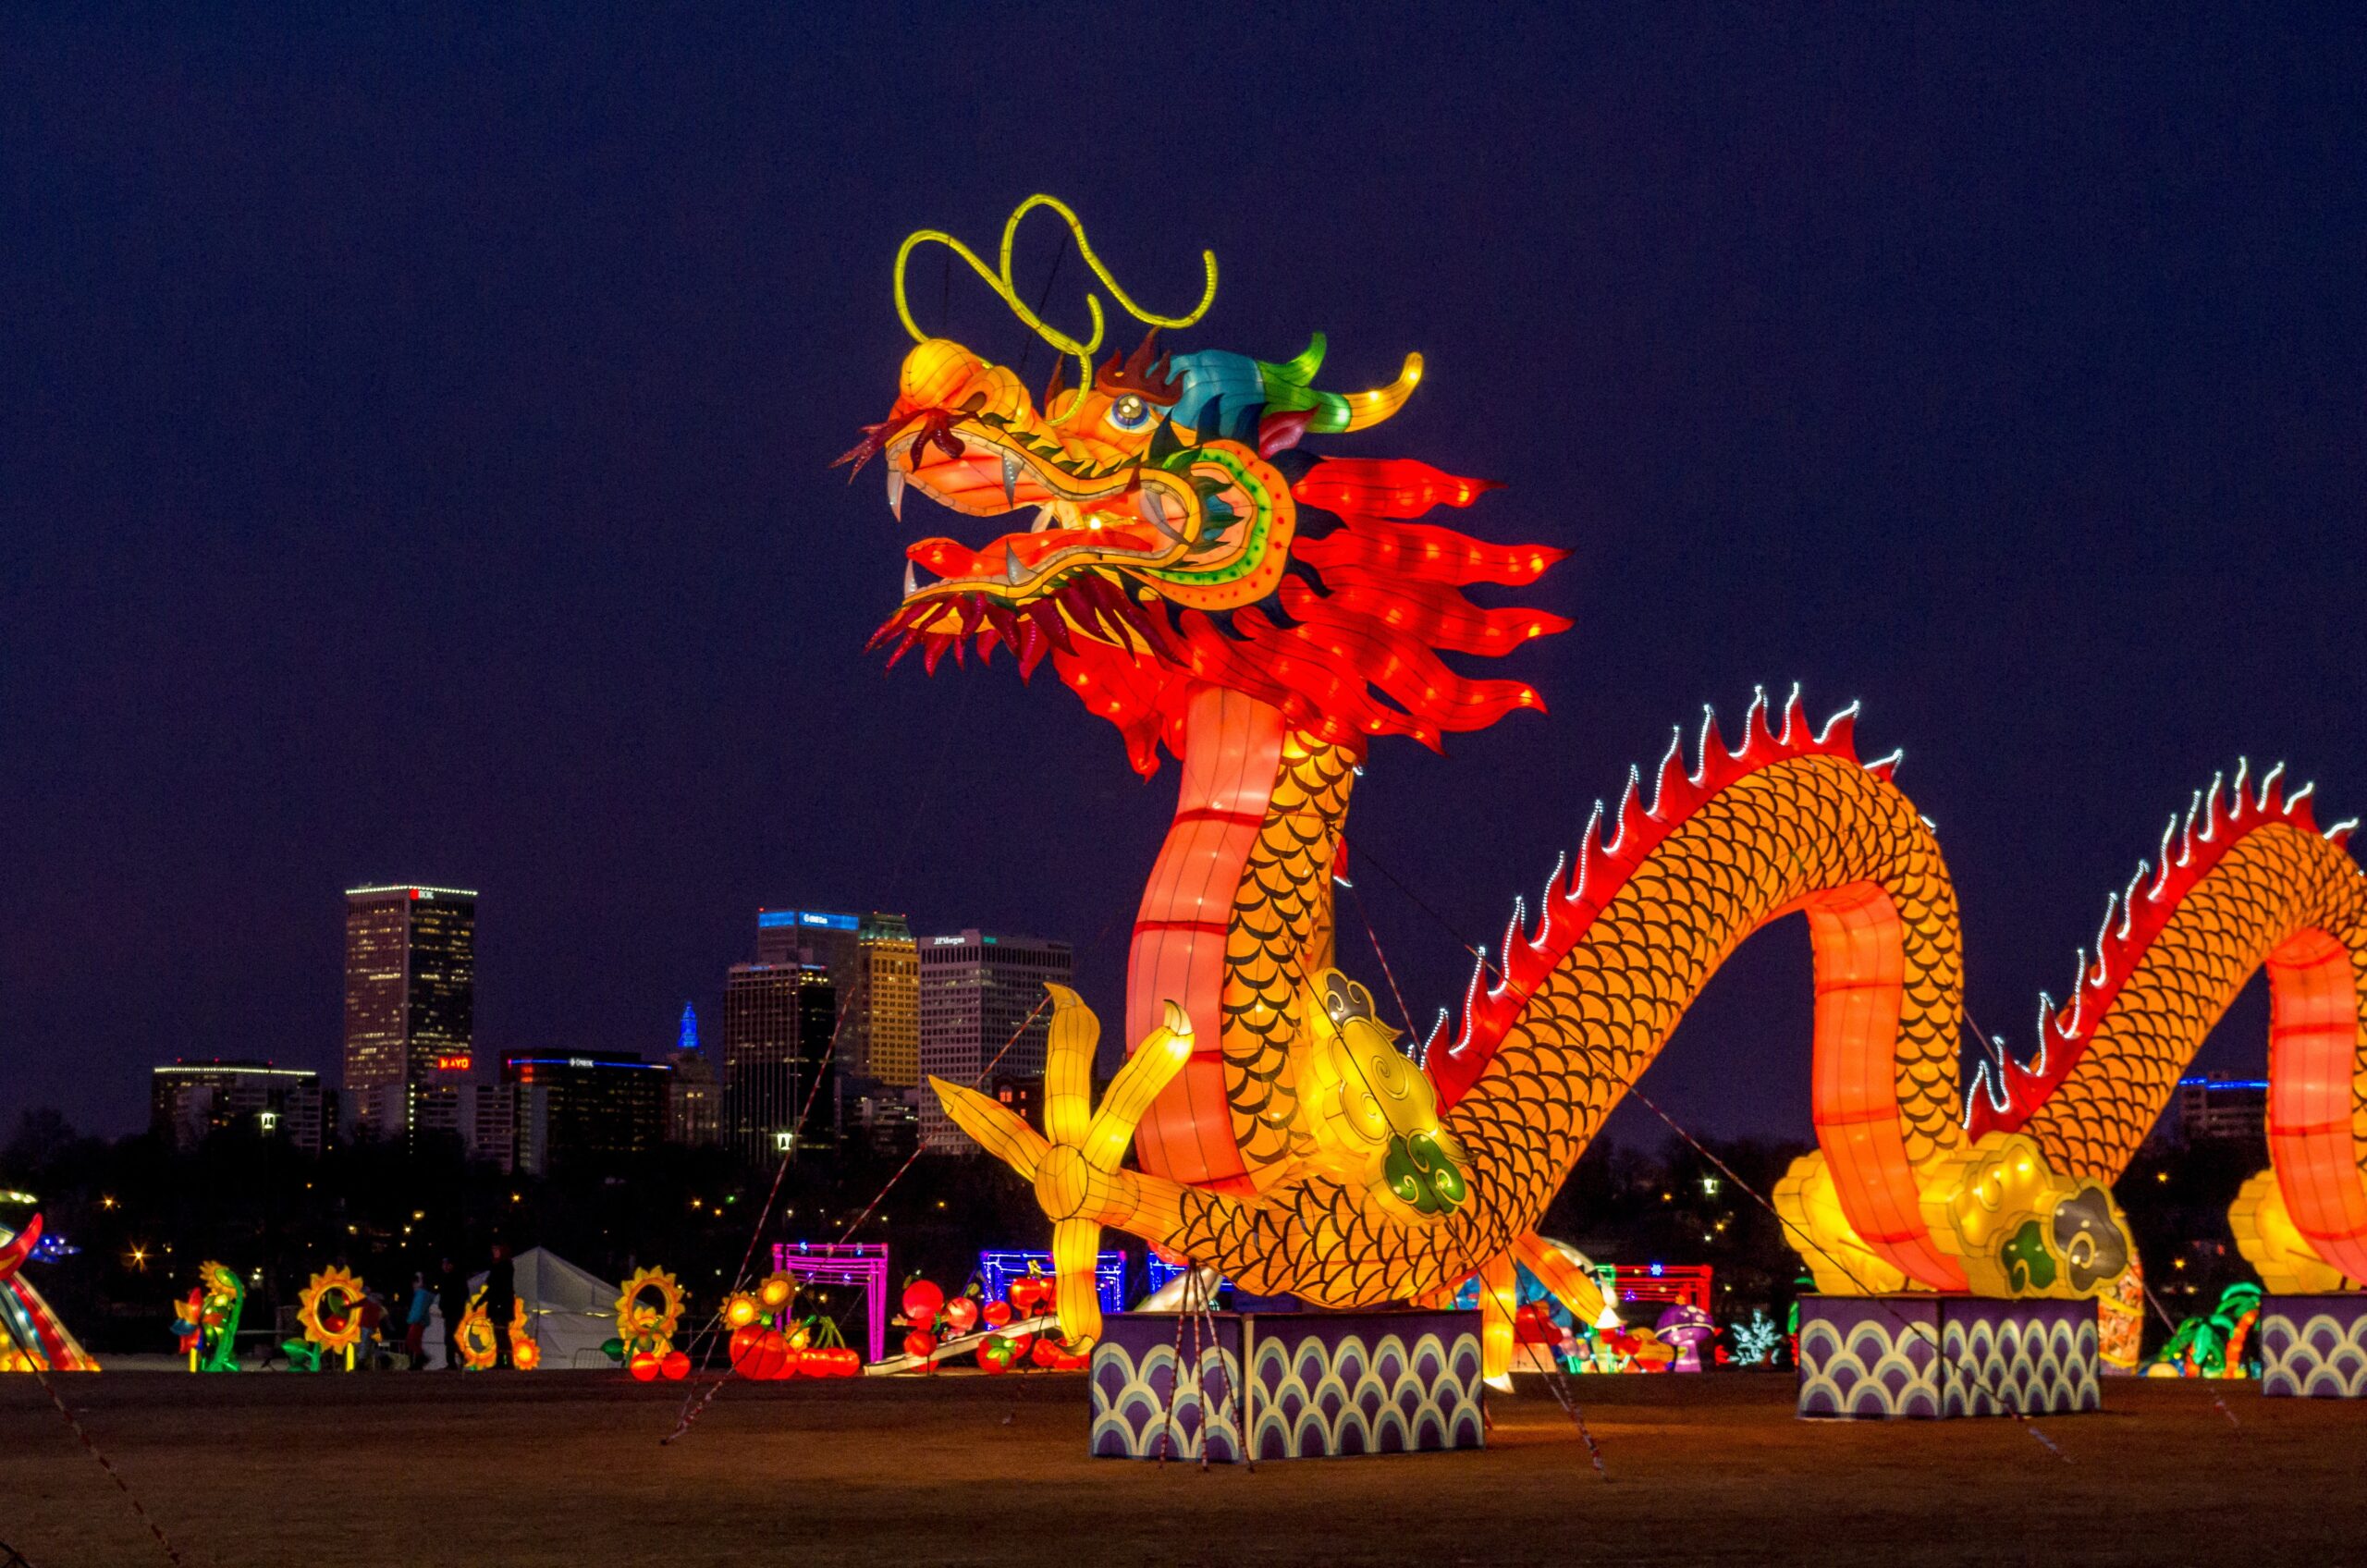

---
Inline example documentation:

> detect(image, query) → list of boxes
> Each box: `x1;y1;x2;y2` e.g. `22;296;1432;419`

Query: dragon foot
1777;1133;2135;1300
931;984;1194;1344
2230;1169;2357;1293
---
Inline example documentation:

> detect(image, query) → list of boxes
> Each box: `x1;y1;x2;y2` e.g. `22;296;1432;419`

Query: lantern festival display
2142;1282;2264;1379
288;1267;368;1372
718;1271;861;1379
0;1215;96;1373
456;1287;541;1371
612;1266;687;1368
844;197;2367;1376
173;1259;244;1372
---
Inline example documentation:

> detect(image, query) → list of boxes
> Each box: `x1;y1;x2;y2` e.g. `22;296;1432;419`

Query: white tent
421;1248;619;1369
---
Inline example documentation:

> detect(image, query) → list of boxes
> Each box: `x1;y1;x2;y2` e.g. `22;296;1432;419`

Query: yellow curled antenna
893;194;1219;400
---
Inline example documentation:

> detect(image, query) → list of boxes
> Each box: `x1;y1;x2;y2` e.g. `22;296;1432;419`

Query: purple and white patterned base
2260;1295;2367;1398
1797;1296;2099;1419
1089;1310;1485;1461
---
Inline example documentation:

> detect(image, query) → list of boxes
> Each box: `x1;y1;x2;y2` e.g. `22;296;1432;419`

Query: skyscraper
859;915;921;1087
915;929;1072;1153
720;962;836;1164
668;1002;719;1145
341;884;477;1141
754;909;918;1085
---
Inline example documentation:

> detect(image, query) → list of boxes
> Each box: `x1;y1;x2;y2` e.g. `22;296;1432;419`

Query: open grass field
5;1368;2363;1566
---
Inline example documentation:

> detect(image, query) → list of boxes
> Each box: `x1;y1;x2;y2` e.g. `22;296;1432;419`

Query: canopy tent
422;1248;619;1369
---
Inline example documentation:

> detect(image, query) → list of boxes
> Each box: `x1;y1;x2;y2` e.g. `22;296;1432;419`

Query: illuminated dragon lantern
845;197;2367;1377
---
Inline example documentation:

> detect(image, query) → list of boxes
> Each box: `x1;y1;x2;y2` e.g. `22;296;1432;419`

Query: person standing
435;1257;469;1372
404;1272;433;1370
357;1288;386;1370
484;1242;517;1370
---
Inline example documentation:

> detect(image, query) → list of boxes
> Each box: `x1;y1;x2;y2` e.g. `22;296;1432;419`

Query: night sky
4;8;2361;1142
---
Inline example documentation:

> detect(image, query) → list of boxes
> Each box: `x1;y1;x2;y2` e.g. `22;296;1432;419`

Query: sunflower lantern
457;1287;541;1370
290;1267;366;1372
610;1267;687;1378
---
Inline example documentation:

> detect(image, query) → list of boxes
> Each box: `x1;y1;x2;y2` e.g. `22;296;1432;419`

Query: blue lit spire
678;1002;699;1056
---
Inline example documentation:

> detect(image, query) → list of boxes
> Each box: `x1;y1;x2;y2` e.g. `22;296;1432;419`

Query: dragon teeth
902;560;919;598
886;464;905;521
1000;453;1020;505
1031;504;1058;533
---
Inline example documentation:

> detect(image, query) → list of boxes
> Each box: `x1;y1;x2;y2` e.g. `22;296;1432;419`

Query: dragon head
848;196;1567;774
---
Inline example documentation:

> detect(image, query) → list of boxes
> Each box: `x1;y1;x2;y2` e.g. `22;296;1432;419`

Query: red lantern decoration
629;1351;662;1382
900;1279;944;1331
902;1328;937;1363
941;1295;980;1335
982;1300;1012;1329
660;1350;691;1380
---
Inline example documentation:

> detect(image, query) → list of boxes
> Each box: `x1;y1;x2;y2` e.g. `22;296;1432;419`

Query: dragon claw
931;986;1194;1345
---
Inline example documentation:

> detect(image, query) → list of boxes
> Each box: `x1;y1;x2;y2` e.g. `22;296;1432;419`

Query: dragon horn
1340;352;1425;431
1278;347;1427;435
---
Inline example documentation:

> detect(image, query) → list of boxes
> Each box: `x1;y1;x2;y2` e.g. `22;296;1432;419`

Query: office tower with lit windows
915;929;1072;1152
719;962;836;1164
340;884;478;1141
505;1052;672;1174
754;909;919;1086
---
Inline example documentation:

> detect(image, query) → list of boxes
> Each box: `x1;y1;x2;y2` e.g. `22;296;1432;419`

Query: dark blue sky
3;6;2360;1139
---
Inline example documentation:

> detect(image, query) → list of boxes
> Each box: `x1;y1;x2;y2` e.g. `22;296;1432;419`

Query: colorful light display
291;1266;366;1370
0;1215;96;1373
717;1271;859;1378
614;1266;686;1362
854;197;2367;1368
173;1260;243;1372
768;1243;890;1365
977;1250;1124;1314
456;1289;541;1371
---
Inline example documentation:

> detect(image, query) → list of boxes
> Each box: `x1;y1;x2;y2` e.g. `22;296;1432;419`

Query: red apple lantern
942;1296;980;1335
982;1300;1012;1329
900;1279;944;1331
629;1351;662;1382
903;1328;937;1363
660;1350;691;1380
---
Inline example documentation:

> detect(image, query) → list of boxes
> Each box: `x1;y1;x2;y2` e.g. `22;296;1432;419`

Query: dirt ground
4;1368;2362;1567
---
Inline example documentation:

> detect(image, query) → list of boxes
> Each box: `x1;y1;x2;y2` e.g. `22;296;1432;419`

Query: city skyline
43;876;1095;1138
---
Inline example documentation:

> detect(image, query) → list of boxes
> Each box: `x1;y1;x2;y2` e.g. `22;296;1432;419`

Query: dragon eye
1107;393;1151;432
